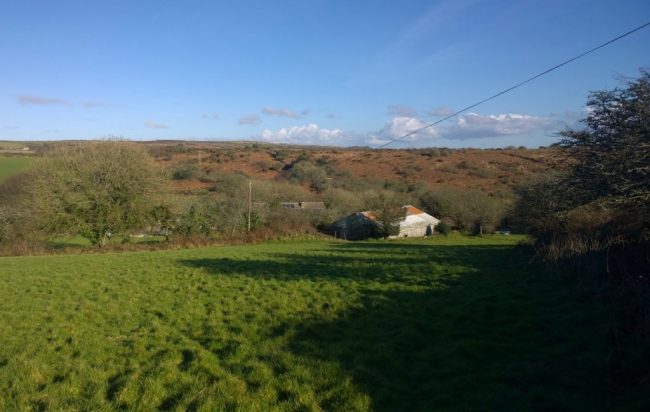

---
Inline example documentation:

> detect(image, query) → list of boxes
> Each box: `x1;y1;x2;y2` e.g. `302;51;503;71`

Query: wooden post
247;180;252;232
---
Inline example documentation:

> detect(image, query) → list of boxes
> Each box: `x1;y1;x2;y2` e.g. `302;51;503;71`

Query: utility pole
247;180;252;232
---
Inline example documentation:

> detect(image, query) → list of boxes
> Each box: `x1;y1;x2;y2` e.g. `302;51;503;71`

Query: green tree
558;69;650;214
515;70;650;239
26;141;165;246
512;70;650;382
419;187;507;234
365;191;402;238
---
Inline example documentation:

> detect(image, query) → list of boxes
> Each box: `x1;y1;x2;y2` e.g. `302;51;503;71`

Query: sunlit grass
0;155;32;183
0;236;640;410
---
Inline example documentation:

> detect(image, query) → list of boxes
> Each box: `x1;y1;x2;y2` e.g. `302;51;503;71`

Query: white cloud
250;111;556;148
261;107;302;119
444;112;555;139
17;95;71;106
369;116;439;145
258;123;345;145
144;120;169;129
368;111;555;146
239;114;262;125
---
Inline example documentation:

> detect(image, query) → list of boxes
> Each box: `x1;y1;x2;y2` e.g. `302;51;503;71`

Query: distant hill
0;140;557;195
143;141;556;195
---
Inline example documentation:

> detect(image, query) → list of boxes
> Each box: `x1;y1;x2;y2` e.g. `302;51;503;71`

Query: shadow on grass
46;235;166;250
179;242;523;284
289;286;616;411
178;242;620;410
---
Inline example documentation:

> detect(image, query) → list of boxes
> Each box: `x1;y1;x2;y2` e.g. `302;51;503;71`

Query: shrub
419;187;508;234
282;160;328;192
435;221;451;236
24;141;166;247
172;163;200;180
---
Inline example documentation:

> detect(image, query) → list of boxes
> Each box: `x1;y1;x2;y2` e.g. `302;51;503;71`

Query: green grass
46;234;167;249
0;235;642;411
0;155;32;183
0;141;26;150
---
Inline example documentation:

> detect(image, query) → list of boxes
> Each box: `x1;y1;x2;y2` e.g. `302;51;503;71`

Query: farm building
392;205;440;238
330;205;439;240
329;211;380;240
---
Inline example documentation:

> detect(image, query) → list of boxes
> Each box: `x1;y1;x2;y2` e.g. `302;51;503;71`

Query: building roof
403;205;425;217
360;211;379;221
358;206;436;223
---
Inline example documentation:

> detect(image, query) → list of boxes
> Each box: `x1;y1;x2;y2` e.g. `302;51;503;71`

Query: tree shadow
177;242;620;410
178;242;521;285
287;283;619;411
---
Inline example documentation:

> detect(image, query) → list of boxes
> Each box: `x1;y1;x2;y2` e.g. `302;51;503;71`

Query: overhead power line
375;21;650;149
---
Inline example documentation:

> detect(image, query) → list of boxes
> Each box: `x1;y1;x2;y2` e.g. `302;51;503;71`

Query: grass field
46;235;167;250
0;235;642;411
0;155;32;183
0;141;27;150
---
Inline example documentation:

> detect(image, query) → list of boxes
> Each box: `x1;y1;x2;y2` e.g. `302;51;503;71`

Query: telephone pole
247;180;252;232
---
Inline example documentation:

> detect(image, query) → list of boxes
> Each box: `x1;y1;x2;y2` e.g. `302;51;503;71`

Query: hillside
143;141;556;195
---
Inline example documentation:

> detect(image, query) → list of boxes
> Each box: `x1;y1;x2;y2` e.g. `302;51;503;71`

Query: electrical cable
375;21;650;149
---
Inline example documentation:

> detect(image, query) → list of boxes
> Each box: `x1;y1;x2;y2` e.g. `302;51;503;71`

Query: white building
390;205;440;238
330;205;439;240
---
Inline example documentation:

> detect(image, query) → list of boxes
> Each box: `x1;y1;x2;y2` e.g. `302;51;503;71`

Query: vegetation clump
172;162;200;180
24;141;166;247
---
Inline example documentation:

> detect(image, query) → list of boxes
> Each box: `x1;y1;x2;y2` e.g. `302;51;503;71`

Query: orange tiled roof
360;211;379;221
403;205;424;216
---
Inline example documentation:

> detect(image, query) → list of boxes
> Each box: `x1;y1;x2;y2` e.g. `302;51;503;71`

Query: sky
1;0;648;148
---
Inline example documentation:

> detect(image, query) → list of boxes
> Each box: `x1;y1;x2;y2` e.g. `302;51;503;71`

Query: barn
330;205;439;240
329;211;380;240
391;205;440;238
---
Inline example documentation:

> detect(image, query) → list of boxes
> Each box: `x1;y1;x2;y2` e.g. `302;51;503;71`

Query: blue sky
1;0;648;148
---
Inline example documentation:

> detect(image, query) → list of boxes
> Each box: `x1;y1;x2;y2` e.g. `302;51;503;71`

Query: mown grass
0;235;643;411
0;155;32;183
